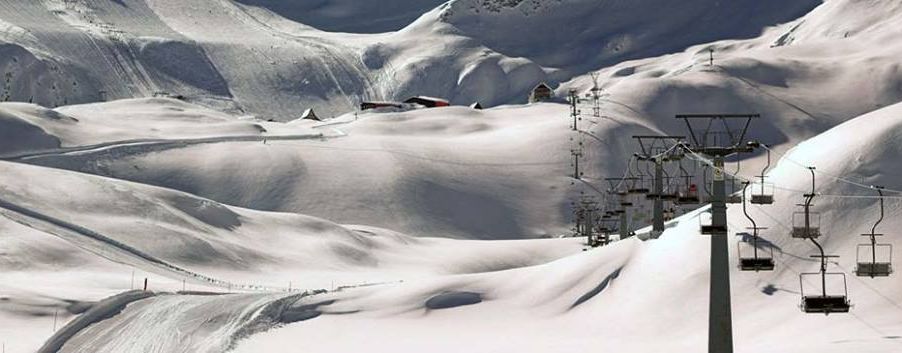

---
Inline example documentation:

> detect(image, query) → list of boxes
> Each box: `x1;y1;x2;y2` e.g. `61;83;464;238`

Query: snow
0;0;828;120
2;0;902;352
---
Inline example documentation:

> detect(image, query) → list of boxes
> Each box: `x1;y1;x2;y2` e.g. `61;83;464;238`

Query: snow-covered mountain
0;0;821;120
3;0;902;352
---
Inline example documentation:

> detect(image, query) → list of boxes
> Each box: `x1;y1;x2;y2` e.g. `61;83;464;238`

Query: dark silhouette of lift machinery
855;186;893;278
797;167;851;314
677;113;758;353
633;135;685;238
737;181;774;271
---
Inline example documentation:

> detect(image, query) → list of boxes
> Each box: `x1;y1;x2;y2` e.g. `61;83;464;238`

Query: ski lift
796;166;850;314
699;211;728;235
660;169;681;201
641;160;662;200
747;141;775;205
737;182;774;271
664;207;676;221
791;167;820;238
800;257;851;314
724;158;743;204
856;244;893;277
855;186;893;278
751;183;775;205
627;156;651;194
676;160;701;204
791;212;822;238
739;239;775;271
607;177;630;195
701;164;713;203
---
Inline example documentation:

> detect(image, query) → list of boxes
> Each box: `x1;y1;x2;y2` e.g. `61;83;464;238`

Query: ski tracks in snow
0;133;326;161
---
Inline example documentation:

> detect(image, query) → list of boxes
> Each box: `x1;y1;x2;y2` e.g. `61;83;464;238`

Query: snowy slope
233;0;448;33
8;100;670;239
4;1;902;352
53;103;902;353
437;0;820;73
0;0;823;120
7;0;902;241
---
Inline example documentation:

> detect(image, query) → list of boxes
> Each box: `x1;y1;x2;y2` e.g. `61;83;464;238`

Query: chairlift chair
725;176;743;204
791;211;822;238
723;155;745;204
674;157;699;205
797;172;850;315
663;208;675;221
699;215;728;235
746;140;775;205
800;270;851;314
751;182;775;205
678;184;701;205
737;182;774;271
792;167;821;239
627;157;651;194
659;170;681;201
738;231;775;271
701;165;714;204
855;243;893;277
855;186;893;277
629;175;651;196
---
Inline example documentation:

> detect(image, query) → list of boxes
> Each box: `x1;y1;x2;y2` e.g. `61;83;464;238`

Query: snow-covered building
404;96;450;108
360;101;403;111
529;83;553;103
300;109;321;121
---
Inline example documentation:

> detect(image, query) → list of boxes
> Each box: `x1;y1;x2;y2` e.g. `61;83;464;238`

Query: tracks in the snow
0;133;326;161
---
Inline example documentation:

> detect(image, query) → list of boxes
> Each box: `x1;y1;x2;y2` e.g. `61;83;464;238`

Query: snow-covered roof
406;96;450;103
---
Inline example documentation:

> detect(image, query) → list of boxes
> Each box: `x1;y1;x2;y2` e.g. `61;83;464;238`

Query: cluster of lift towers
567;103;894;353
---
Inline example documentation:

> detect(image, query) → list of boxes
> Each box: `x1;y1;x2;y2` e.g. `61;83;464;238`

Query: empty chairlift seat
802;295;851;314
740;257;775;271
699;215;728;235
800;272;851;314
791;212;821;238
855;242;893;277
750;182;775;205
738;234;775;271
628;178;651;194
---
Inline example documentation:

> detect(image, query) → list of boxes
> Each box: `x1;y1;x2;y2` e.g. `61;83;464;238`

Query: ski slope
2;0;902;352
45;103;902;353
